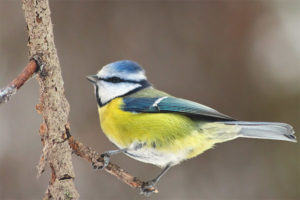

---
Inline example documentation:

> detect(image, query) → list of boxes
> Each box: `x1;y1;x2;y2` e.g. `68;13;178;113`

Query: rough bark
22;0;79;199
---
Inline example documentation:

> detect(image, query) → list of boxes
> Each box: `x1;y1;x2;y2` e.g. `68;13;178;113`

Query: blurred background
0;1;299;200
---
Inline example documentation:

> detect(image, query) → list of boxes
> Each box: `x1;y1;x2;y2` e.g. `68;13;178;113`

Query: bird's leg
101;149;128;168
92;148;127;170
141;164;171;196
93;142;145;170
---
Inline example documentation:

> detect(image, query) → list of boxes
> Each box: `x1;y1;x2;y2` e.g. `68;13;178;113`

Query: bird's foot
140;180;158;197
92;153;110;170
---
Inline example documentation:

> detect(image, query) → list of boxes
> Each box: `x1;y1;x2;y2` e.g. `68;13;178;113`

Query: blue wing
122;97;234;121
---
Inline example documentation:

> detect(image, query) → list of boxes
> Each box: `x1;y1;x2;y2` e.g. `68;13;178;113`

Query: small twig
0;55;42;104
68;136;158;194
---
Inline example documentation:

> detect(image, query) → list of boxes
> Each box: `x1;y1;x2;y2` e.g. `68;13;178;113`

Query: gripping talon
140;181;157;197
100;153;110;169
92;149;127;170
92;160;104;170
92;153;110;170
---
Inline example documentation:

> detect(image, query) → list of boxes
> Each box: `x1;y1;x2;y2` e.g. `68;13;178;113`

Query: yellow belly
98;98;218;166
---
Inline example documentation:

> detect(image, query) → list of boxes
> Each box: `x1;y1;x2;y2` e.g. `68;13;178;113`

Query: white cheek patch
98;81;141;105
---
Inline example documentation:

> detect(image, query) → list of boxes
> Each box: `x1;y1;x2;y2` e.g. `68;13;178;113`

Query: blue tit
87;60;296;195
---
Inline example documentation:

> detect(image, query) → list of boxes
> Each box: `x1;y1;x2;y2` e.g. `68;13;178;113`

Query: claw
140;180;158;197
92;160;104;170
92;153;110;170
101;153;110;169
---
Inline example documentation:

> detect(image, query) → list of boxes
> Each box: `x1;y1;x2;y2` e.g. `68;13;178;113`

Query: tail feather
224;121;297;142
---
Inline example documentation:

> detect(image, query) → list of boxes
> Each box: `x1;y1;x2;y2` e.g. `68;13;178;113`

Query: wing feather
122;97;234;121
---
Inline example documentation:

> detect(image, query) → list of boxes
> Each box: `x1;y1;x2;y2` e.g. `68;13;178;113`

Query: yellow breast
98;98;216;163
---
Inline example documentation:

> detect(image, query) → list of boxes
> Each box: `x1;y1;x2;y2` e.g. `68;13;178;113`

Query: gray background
0;1;299;200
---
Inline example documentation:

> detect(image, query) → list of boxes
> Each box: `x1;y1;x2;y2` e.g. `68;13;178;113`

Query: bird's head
87;60;150;106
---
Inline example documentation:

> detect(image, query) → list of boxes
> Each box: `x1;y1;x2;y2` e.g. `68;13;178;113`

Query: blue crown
109;60;144;73
98;60;146;80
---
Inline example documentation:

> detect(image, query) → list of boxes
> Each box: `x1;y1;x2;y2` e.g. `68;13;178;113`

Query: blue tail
224;121;296;142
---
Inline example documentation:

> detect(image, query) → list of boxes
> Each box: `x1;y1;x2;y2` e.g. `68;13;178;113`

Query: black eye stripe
105;77;123;83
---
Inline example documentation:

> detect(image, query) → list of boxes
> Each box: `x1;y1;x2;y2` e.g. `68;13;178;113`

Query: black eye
106;77;123;83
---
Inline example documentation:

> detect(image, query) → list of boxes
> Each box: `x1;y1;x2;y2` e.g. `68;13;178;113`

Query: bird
87;60;296;196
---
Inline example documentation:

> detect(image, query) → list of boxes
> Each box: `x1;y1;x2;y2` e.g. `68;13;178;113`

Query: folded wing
122;96;234;121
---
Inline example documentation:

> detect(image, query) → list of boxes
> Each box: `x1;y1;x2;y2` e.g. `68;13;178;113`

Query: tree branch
68;134;157;194
22;0;79;199
0;57;41;104
0;60;158;196
2;0;160;198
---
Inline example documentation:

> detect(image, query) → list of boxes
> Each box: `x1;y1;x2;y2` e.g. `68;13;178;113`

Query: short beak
86;75;98;84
